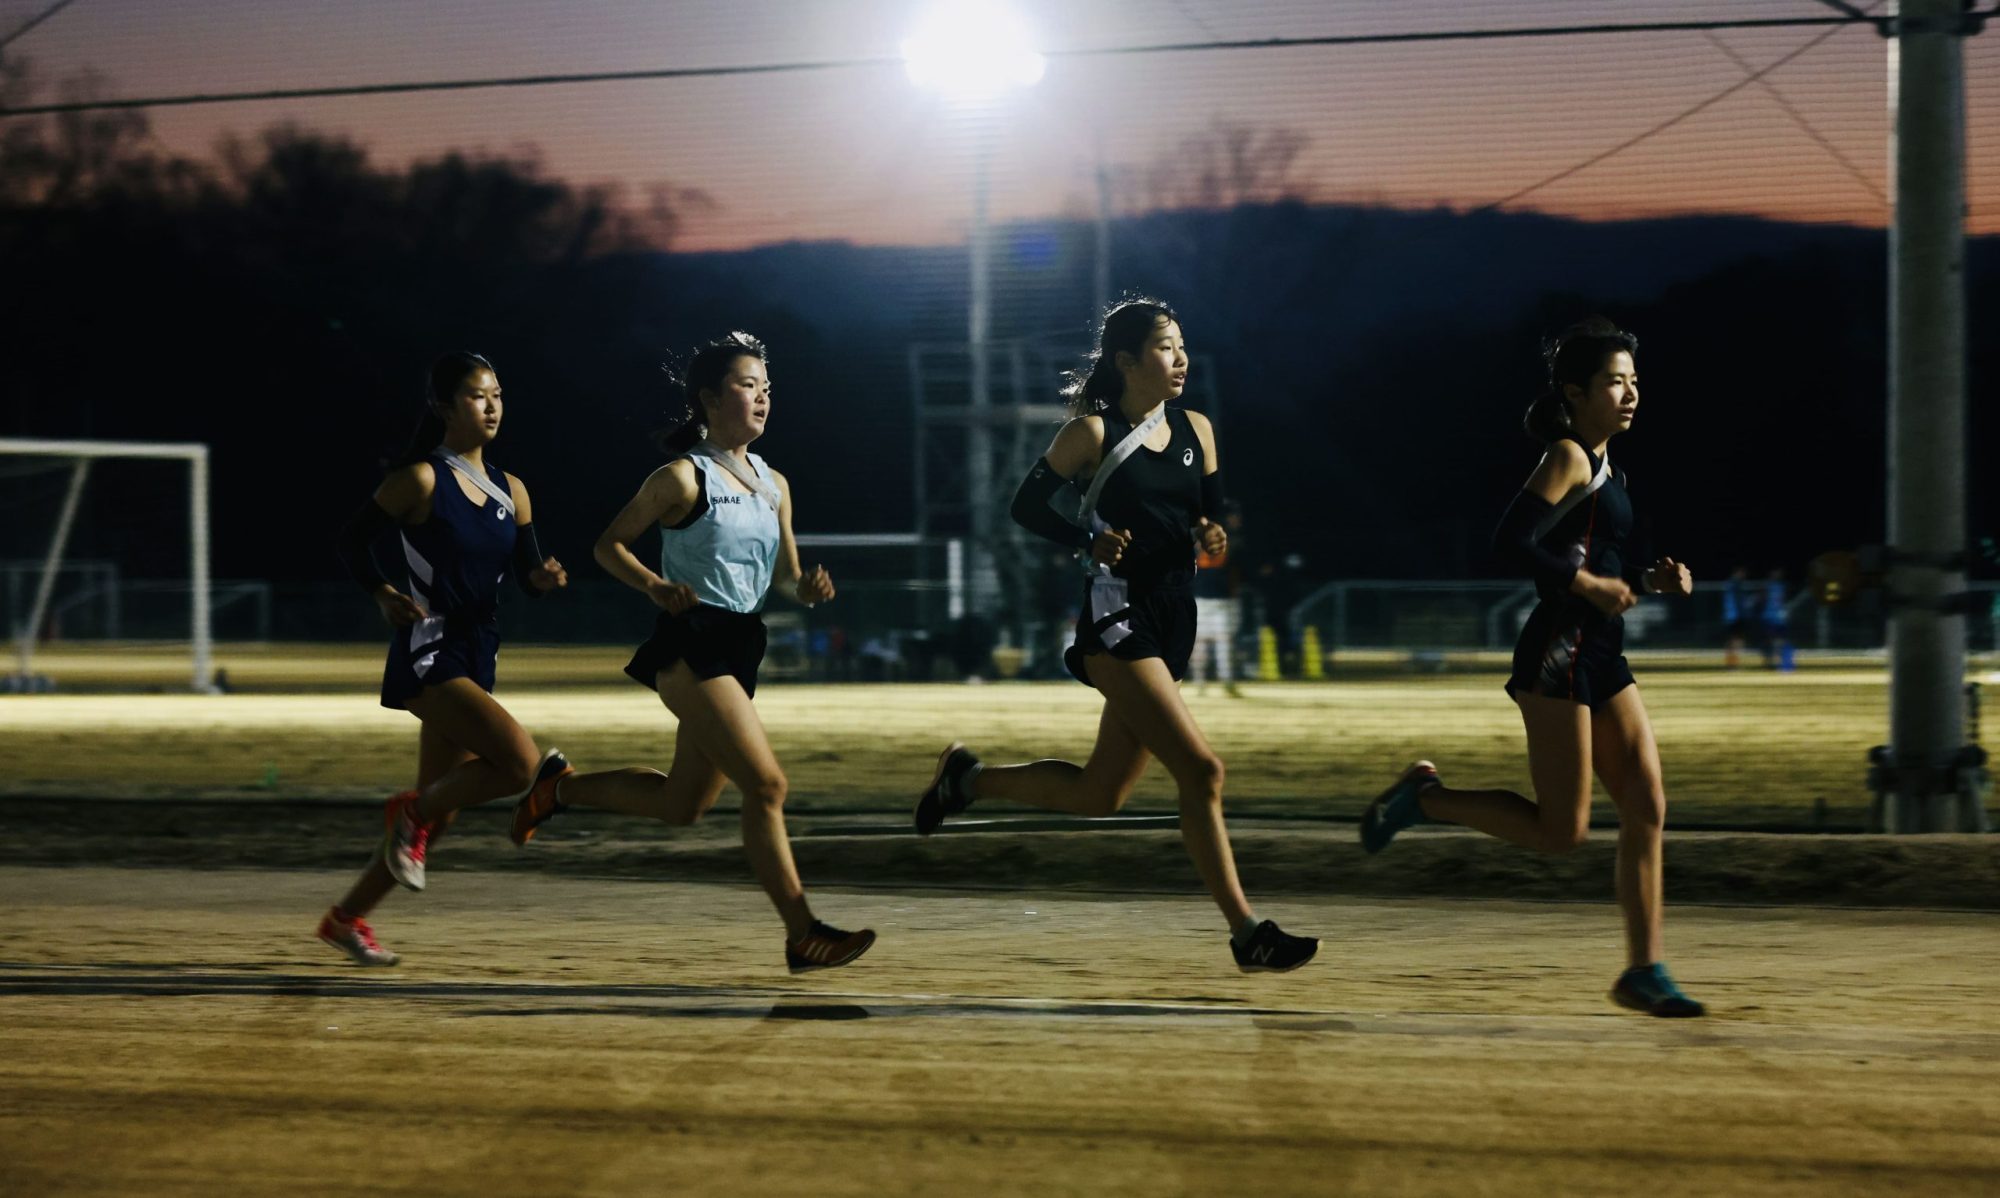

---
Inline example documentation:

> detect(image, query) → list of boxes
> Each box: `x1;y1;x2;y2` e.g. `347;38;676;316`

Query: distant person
914;296;1317;973
1190;500;1243;695
1721;566;1749;669
318;352;571;966
1359;318;1704;1017
509;333;875;973
1760;568;1793;672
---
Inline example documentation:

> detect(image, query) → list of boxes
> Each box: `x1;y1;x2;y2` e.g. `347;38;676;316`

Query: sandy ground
3;868;1997;1197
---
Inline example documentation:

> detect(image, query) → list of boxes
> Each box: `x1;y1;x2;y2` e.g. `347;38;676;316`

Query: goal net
0;438;214;693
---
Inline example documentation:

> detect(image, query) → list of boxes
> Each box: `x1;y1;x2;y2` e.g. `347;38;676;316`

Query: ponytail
1061;295;1177;419
1522;317;1636;443
654;331;767;458
392;351;493;467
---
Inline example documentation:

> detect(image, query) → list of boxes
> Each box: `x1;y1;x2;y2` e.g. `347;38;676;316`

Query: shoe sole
913;742;964;837
787;930;878;974
1235;945;1319;975
1610;985;1705;1018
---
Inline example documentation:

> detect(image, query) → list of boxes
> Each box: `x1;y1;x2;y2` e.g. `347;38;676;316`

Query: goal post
0;438;213;693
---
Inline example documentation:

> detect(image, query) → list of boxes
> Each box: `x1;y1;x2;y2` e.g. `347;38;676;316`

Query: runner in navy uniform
508;333;875;973
915;298;1317;974
1360;318;1705;1017
317;352;572;966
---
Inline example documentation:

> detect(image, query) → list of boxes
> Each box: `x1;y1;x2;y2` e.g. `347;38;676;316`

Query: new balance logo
1250;945;1272;964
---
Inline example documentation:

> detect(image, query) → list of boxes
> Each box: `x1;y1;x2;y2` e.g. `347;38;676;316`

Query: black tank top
1532;434;1634;615
1091;406;1202;587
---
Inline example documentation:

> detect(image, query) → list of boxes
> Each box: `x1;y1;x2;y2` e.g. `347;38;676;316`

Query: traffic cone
1258;626;1281;681
1301;625;1326;681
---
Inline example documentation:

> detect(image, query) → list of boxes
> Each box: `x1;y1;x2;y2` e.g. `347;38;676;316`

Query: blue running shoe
1611;963;1706;1018
1360;760;1440;855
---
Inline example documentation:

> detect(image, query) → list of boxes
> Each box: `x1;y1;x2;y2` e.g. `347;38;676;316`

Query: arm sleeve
1620;506;1656;592
1492;491;1580;592
336;499;396;592
511;522;549;597
1009;458;1093;552
1199;470;1224;522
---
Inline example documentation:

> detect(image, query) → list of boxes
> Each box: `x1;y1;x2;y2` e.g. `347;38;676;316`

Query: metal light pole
903;2;1045;619
1880;0;1982;831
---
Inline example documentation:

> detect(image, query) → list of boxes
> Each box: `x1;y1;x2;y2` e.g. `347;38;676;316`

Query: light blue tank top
660;449;781;614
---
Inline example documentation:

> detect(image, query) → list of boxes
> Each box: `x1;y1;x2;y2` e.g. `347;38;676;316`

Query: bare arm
770;469;834;606
595;460;701;612
1187;410;1226;556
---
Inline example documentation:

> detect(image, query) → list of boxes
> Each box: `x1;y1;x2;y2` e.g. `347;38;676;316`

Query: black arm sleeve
1620;505;1656;592
511;522;549;597
1199;470;1224;522
336;499;396;592
1493;491;1580;592
1009;458;1093;552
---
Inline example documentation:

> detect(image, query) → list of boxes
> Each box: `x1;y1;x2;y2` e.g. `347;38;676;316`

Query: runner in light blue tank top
659;447;781;613
508;332;877;974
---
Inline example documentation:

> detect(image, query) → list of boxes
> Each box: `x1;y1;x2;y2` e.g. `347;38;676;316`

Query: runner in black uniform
914;298;1317;974
1359;318;1704;1017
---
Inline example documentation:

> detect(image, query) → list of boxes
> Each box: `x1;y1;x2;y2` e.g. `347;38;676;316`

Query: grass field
7;642;1988;829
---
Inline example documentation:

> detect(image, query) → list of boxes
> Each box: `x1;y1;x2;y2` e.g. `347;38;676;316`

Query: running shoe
785;920;878;973
509;748;574;847
1611;963;1706;1018
1360;759;1441;855
1231;920;1319;973
914;742;981;837
381;790;431;892
316;906;399;967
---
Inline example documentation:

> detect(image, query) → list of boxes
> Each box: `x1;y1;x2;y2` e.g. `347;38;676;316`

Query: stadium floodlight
901;0;1045;102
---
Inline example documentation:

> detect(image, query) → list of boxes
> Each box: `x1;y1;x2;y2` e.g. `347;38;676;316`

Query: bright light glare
901;1;1046;100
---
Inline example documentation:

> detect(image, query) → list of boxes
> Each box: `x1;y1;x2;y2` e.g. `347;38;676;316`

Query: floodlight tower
903;2;1045;616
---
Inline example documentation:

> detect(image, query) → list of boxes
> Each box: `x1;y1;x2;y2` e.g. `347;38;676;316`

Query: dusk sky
8;0;1998;248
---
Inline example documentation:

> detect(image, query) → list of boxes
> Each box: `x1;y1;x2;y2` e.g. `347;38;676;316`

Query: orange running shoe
509;749;574;847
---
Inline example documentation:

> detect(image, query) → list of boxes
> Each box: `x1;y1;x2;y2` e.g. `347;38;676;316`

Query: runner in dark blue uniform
1359;318;1705;1017
316;352;571;966
914;298;1317;974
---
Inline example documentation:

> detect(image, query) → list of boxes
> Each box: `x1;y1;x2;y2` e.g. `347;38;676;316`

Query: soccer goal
0;438;214;693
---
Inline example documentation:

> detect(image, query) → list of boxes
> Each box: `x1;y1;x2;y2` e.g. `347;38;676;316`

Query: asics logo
1182;448;1194;466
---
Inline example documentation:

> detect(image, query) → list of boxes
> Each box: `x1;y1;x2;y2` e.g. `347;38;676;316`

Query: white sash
439;452;515;518
1532;451;1610;541
694;442;780;511
1075;406;1169;581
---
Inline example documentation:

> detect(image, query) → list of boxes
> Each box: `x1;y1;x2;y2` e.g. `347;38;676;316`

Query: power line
1475;17;1863;213
0;12;1917;119
1701;29;1886;206
0;0;80;53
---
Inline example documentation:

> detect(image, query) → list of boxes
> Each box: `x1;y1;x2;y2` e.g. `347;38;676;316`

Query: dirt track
3;868;1996;1196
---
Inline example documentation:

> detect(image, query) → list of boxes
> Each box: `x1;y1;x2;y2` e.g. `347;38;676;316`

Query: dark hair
1061;296;1178;418
394;351;495;466
1523;317;1638;443
655;331;768;456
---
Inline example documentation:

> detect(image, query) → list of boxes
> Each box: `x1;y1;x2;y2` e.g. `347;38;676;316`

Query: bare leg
969;705;1151;817
335;720;470;918
1417;692;1593;854
557;717;729;825
403;678;542;823
654;664;813;939
1088;654;1250;929
1592;686;1667;968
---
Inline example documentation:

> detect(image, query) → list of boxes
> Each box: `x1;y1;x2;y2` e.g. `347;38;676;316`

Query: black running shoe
914;742;980;836
1231;920;1319;973
785;920;877;973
